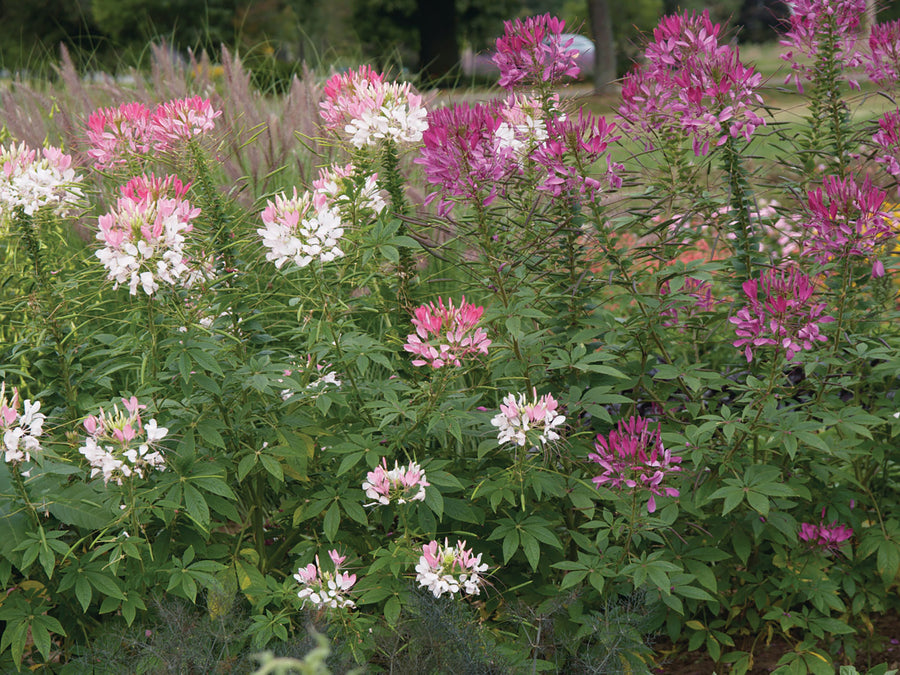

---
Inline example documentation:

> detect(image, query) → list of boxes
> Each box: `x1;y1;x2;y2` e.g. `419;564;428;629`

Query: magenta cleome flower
866;19;900;88
150;96;222;150
86;102;153;169
361;458;429;506
491;389;566;448
1;382;45;467
492;14;581;91
801;175;895;277
729;266;834;363
415;539;489;598
780;0;867;92
403;296;491;368
294;549;357;609
799;512;853;554
589;416;681;514
873;109;900;180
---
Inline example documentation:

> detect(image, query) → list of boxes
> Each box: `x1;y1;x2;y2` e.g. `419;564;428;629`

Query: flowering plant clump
491;389;565;448
492;13;581;90
729;266;834;362
0;142;83;220
294;550;357;609
361;458;429;506
589;416;682;513
319;66;428;148
150;96;222;150
257;188;345;269
95;173;201;295
799;513;853;554
801;175;895;277
85;102;154;169
403;296;491;368
0;383;44;467
78;397;167;485
415;539;489;598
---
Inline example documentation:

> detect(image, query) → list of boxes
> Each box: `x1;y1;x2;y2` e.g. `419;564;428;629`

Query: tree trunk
417;0;459;85
588;0;616;95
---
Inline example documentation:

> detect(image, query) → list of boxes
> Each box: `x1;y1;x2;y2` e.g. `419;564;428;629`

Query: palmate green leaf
47;482;113;530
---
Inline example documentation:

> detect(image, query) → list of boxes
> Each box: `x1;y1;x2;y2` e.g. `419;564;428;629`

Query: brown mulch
654;612;900;673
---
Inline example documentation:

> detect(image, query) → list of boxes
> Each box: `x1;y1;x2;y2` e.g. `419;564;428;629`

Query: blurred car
461;33;595;81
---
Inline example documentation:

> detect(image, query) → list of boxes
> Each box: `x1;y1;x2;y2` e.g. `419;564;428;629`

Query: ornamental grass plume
294;549;357;609
257;188;345;269
867;19;900;88
780;0;867;91
491;389;565;448
729;266;834;363
1;382;44;467
492;13;581;91
361;458;429;506
95;173;201;296
801;175;895;277
85;102;153;169
319;66;428;148
588;416;682;513
617;10;765;156
415;539;489;598
0;142;83;221
403;296;491;368
79;396;167;485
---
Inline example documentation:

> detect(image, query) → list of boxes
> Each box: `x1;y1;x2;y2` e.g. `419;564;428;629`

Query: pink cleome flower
415;539;489;598
729;266;834;363
589;415;682;513
403;296;491;368
866;19;900;88
294;549;357;609
150;96;222;150
257;188;345;270
85;102;153;169
361;458;429;506
873;109;900;180
799;511;853;554
780;0;867;92
492;13;581;91
0;142;83;219
0;382;45;467
800;175;895;278
491;389;566;448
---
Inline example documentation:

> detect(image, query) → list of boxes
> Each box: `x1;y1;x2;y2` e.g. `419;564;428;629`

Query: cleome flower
0;142;84;221
729;265;834;363
361;458;429;506
150;96;222;150
294;549;357;610
403;296;491;368
491;389;565;448
799;510;853;554
95;173;201;296
589;415;682;513
0;382;45;467
866;19;900;88
492;13;581;91
257;188;345;270
873;109;900;180
415;539;489;598
85;102;154;169
319;66;428;148
78;396;167;485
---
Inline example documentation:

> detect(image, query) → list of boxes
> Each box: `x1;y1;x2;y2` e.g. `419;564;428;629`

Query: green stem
721;137;757;284
379;139;413;313
10;464;41;529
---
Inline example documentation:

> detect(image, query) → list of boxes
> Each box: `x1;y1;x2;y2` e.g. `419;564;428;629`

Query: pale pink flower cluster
95;174;201;295
85;97;221;168
494;95;549;159
492;14;581;90
415;539;488;598
491;389;565;448
618;10;765;156
79;396;167;485
311;163;387;217
403;297;491;368
799;510;853;554
319;66;428;148
0;142;83;220
257;188;344;269
294;549;357;609
780;0;867;92
361;458;429;506
729;266;833;362
589;416;682;513
1;382;44;467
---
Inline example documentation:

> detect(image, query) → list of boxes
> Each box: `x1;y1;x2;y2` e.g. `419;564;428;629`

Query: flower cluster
589;416;682;513
801;175;894;278
491;389;565;448
492;13;581;90
0;142;83;221
95;173;201;295
319;66;428;148
780;0;866;92
279;357;342;402
874;110;900;180
617;10;765;156
867;19;900;88
729;266;833;362
294;549;357;609
660;277;718;328
311;163;386;218
1;383;44;467
799;512;853;554
415;539;488;598
257;188;345;270
361;458;429;506
78;396;167;485
403;297;491;368
85;97;221;168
